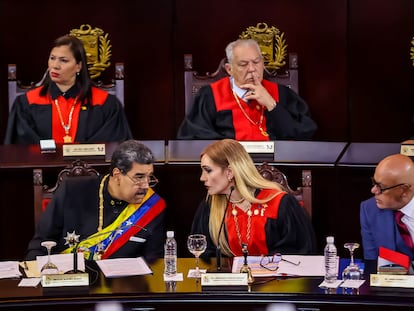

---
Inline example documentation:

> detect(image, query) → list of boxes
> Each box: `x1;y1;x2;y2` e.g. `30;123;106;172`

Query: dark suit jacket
360;196;414;260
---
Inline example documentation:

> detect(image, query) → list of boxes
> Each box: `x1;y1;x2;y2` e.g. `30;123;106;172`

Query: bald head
375;154;414;186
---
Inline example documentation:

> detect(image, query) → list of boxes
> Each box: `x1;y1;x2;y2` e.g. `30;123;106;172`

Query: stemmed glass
187;234;207;278
40;241;59;275
342;242;361;280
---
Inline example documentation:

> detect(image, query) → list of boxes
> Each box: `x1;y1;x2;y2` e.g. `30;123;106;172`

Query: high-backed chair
7;62;125;111
33;160;99;225
183;53;298;115
256;162;312;219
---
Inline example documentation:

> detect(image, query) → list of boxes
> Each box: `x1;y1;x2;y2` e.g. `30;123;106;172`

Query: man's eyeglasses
259;253;301;271
371;177;406;194
124;173;158;187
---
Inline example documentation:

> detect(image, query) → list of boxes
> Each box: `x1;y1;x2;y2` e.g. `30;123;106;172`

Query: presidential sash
62;188;166;260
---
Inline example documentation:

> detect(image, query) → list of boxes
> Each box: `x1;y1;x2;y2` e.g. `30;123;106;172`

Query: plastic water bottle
164;231;177;276
324;236;338;283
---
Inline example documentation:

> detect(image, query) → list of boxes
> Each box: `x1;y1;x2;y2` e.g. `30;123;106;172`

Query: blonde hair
201;139;283;256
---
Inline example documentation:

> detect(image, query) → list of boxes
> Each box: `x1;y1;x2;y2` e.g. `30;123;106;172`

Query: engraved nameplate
239;141;275;154
400;142;414;157
63;144;106;157
41;272;89;287
201;273;248;286
370;273;414;288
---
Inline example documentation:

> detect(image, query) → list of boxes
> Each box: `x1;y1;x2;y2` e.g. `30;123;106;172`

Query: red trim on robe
102;197;167;259
210;78;279;141
226;189;286;256
26;87;109;143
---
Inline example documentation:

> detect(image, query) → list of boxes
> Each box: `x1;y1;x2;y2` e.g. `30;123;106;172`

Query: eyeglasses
124;173;158;187
260;253;301;271
260;253;282;271
371;177;406;194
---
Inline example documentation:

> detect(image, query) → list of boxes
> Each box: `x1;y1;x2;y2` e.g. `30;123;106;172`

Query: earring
76;72;80;76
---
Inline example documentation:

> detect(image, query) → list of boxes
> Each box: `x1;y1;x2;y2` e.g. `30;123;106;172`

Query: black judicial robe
177;77;317;140
191;190;317;258
25;175;166;261
4;84;132;144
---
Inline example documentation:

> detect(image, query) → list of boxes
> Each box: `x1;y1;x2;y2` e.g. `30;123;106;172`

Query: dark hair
40;35;93;105
109;140;155;175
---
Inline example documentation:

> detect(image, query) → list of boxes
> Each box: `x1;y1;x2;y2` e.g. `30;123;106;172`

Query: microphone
64;223;147;274
216;186;234;272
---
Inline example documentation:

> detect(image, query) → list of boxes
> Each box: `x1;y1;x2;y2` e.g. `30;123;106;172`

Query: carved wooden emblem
239;23;287;71
69;24;112;79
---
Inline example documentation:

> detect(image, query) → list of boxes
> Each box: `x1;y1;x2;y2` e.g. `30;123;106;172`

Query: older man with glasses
25;140;166;262
360;154;414;262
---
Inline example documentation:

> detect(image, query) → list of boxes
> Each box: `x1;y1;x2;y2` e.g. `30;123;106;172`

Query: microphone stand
216;186;234;272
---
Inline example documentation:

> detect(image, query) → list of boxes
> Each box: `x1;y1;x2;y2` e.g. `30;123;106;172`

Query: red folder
379;246;410;270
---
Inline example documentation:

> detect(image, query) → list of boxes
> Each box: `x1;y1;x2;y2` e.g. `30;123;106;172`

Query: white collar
399;195;414;218
230;77;249;99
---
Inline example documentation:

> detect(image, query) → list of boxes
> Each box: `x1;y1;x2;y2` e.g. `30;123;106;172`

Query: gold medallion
64;135;72;143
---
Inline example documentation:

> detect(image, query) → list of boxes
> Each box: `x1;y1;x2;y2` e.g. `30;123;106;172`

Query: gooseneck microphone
216;186;234;272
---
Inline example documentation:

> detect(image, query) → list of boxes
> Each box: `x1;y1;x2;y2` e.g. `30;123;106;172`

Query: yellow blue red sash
62;188;166;260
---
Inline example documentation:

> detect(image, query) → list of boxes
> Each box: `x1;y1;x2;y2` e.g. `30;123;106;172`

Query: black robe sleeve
265;85;317;140
4;94;49;144
76;94;133;142
177;86;234;140
264;194;317;255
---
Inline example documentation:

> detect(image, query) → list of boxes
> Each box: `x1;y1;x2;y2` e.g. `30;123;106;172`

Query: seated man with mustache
25;140;166;262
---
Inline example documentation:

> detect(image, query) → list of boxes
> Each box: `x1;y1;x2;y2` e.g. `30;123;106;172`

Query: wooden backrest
256;162;312;219
33;159;99;225
183;53;299;115
7;62;125;112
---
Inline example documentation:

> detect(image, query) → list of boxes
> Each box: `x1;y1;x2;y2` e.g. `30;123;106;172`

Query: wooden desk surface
0;258;414;310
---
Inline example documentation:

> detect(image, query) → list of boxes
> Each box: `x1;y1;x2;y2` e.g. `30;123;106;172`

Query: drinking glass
342;242;361;280
187;234;207;278
40;241;59;275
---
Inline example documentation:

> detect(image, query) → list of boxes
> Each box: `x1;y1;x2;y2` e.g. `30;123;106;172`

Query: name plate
400;141;414;157
239;141;275;154
370;273;414;288
41;272;89;287
201;273;248;286
63;144;106;157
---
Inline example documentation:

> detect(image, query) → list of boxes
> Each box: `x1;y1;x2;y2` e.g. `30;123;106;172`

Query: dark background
0;0;413;259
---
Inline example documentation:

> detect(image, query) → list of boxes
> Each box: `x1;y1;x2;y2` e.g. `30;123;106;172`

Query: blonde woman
191;139;316;258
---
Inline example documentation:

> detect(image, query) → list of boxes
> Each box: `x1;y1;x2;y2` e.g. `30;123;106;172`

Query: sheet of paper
232;255;327;277
18;278;41;287
319;279;343;289
96;257;152;277
340;279;365;288
36;253;86;274
164;273;184;281
0;261;22;279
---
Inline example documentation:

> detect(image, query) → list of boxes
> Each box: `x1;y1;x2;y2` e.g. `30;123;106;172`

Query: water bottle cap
167;231;174;238
326;236;334;243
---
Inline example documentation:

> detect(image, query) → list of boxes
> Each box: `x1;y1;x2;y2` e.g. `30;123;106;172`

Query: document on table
232;255;327;277
0;261;22;279
96;257;152;277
